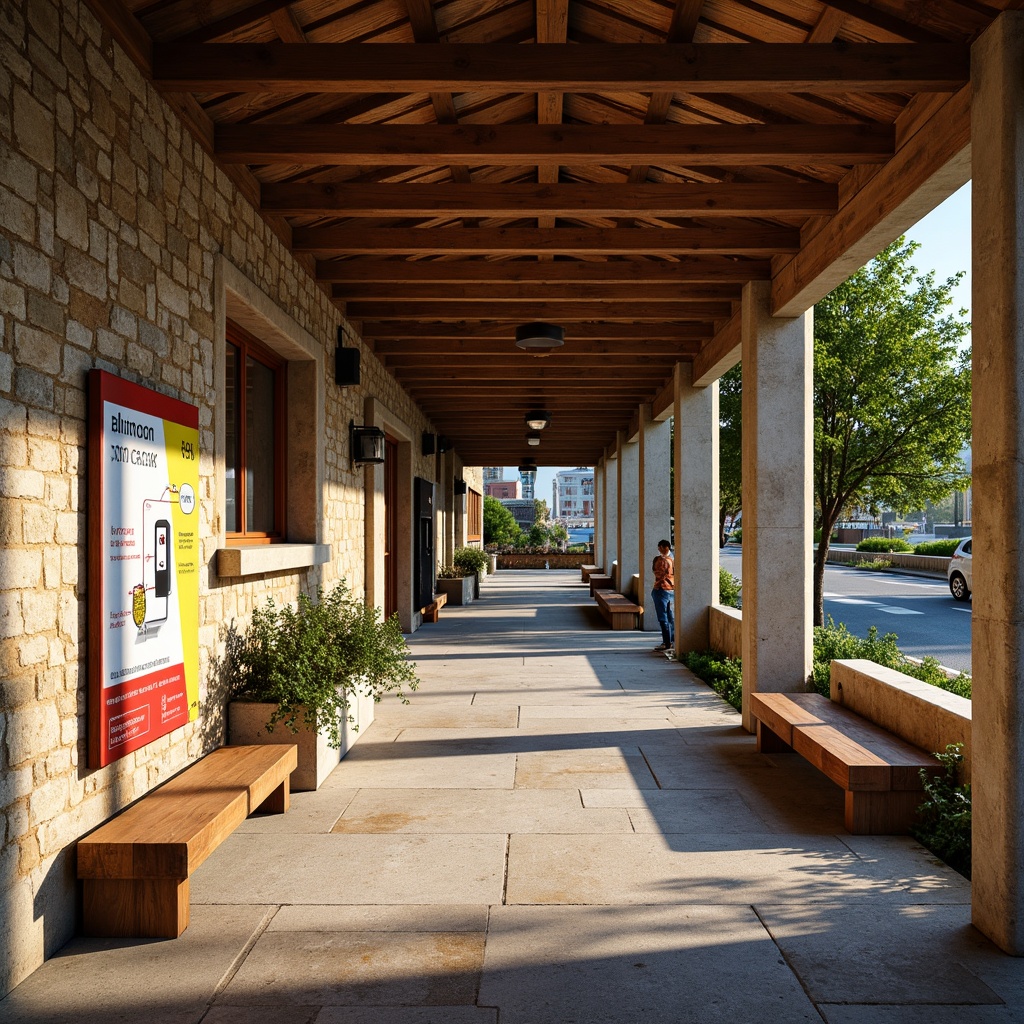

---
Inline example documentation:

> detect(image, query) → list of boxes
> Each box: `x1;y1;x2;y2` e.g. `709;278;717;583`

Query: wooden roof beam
335;282;742;300
153;43;968;93
263;182;839;217
347;300;734;319
220;123;895;165
296;224;799;256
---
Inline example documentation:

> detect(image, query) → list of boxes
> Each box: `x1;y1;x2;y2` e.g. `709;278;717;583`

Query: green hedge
855;537;915;553
913;539;962;556
719;567;741;609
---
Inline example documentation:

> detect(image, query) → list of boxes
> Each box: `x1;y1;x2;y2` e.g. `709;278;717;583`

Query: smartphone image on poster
154;519;171;599
141;502;170;627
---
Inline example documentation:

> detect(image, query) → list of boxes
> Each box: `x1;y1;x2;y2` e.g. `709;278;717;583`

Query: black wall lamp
454;479;468;495
351;421;386;464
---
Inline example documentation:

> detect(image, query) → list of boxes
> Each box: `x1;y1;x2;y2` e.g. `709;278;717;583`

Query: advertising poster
88;370;200;767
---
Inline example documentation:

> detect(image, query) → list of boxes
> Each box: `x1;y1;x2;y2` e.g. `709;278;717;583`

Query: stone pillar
740;280;813;732
440;452;456;567
639;403;672;631
617;429;640;597
674;363;719;652
593;459;604;566
971;11;1024;955
603;453;619;580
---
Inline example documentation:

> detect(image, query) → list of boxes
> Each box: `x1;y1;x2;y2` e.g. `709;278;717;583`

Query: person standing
651;539;674;653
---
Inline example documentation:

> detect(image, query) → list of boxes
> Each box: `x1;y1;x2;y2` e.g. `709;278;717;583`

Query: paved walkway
5;570;1022;1022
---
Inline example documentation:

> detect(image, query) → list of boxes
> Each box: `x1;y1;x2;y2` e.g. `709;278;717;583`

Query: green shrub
730;528;742;543
436;563;462;579
853;558;892;571
811;618;971;699
224;582;418;747
855;537;914;553
682;649;743;712
913;539;962;556
912;744;971;878
719;567;742;609
453;545;489;576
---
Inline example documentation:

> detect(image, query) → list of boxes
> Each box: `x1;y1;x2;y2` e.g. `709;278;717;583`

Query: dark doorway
384;435;399;621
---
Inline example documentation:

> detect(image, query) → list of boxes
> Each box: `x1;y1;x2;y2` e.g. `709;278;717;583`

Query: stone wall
0;0;443;994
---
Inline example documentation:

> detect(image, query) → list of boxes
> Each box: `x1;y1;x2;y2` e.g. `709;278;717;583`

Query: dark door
384;436;398;620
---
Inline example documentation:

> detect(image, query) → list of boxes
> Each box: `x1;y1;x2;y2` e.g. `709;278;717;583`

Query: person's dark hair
658;539;671;548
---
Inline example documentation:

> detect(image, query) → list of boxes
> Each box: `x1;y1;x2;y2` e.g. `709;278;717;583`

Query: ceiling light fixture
515;323;564;353
526;433;541;447
525;409;551;431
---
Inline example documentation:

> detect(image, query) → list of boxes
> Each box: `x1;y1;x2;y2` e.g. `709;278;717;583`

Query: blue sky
504;182;973;500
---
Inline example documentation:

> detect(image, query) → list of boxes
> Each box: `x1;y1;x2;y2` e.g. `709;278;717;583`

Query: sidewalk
3;570;1019;1023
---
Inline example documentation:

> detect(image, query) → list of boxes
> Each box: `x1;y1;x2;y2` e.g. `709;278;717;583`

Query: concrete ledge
830;658;972;781
709;604;742;660
216;543;331;578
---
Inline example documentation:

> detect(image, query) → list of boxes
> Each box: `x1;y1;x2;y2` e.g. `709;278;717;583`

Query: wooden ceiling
91;0;996;466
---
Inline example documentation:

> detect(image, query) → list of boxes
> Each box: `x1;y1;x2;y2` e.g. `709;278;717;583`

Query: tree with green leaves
812;237;971;625
718;364;742;546
483;495;521;547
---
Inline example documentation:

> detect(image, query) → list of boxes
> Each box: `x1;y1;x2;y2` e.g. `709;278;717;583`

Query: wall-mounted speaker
335;345;360;386
422;432;437;456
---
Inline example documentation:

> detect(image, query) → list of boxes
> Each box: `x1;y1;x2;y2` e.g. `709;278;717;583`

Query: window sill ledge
216;543;331;579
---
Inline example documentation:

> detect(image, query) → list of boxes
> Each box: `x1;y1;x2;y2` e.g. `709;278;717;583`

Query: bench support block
756;721;793;753
845;789;923;835
83;877;190;938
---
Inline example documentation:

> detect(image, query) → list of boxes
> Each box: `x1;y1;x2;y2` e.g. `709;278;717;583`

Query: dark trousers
650;588;674;647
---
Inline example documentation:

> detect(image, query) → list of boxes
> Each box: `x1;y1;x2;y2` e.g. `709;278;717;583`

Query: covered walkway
3;572;1017;1022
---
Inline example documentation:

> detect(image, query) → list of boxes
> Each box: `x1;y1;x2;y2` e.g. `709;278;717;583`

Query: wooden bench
594;589;643;630
750;692;942;835
581;564;601;583
422;591;448;622
77;744;297;938
588;573;615;596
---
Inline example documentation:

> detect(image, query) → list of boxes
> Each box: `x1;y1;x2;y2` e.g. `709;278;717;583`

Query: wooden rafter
333;283;742;301
344;300;733;319
293;224;800;256
219;123;895;165
152;43;968;93
263;182;839;217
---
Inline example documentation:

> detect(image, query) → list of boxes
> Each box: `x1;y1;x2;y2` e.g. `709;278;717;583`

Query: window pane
245;355;277;533
225;342;240;532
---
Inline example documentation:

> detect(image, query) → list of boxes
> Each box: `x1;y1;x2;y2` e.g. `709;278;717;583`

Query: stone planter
228;686;375;791
437;575;474;605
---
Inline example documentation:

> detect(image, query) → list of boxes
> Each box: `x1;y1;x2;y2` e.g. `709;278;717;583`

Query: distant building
553;467;594;521
482;466;504;486
520;467;536;500
486;480;521;499
500;499;537;532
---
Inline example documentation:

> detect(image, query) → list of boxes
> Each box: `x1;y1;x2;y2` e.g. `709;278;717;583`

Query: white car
947;537;972;601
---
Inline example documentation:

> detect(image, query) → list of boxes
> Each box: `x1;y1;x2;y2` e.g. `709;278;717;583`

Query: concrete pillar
740;280;813;732
971;11;1024;955
440;452;456;566
617;429;640;597
639;403;672;631
593;459;604;565
603;454;619;579
674;363;719;652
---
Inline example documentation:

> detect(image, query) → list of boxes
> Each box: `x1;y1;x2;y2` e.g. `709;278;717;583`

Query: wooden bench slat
749;691;940;835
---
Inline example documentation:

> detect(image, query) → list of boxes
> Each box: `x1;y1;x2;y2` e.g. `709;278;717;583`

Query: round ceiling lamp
526;433;541;446
515;323;564;352
525;409;551;431
517;459;537;474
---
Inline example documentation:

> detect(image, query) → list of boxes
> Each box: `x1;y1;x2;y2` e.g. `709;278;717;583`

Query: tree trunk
813;513;839;627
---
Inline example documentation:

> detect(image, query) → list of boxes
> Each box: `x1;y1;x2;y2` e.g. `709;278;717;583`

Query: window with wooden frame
467;489;482;542
225;320;286;542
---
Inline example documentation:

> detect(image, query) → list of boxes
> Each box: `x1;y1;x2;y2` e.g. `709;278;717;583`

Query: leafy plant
436;563;463;579
856;537;914;553
912;743;971;878
682;650;743;711
853;558;892;571
730;528;742;544
719;567;742;609
453;546;488;576
224;581;418;747
913;538;962;556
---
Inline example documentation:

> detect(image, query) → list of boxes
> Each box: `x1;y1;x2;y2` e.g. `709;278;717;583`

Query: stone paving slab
513;749;659;789
371;706;519;728
268;906;490;932
315;1011;498;1024
505;833;967;905
0;905;270;1024
580;787;770;833
477;905;820;1023
331;788;633;834
236;787;357;834
191;834;506;905
758;904;1017;1005
217;929;485;1007
517;703;677;719
326;744;517;789
819;1009;1021;1024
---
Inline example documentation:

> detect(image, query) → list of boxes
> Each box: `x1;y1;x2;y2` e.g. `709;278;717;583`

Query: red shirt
652;553;674;590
